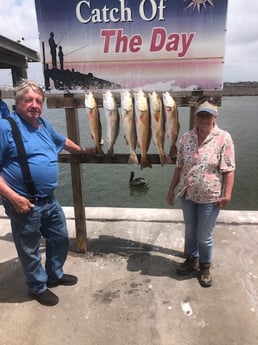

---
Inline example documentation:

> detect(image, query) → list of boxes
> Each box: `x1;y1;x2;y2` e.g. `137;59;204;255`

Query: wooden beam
58;153;176;165
189;106;196;130
46;91;222;109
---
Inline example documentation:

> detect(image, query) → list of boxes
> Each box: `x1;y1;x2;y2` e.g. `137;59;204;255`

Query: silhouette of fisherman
48;32;57;68
58;46;64;70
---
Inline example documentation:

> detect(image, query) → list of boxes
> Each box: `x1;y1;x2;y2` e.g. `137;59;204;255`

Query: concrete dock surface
0;206;258;345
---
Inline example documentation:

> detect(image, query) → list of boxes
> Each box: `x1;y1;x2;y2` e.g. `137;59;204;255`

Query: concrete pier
0;206;258;345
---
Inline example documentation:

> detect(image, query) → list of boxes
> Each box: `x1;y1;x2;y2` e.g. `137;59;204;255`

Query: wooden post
189;105;196;130
64;98;87;253
183;105;197;257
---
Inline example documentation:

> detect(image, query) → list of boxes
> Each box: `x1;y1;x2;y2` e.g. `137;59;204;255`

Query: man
0;90;10;118
0;80;94;306
48;32;57;68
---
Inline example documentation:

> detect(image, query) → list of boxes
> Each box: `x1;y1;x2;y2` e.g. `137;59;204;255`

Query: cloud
0;0;257;84
223;0;258;81
1;0;39;50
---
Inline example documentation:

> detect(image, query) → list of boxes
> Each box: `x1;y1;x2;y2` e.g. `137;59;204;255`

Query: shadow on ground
0;235;194;304
0;258;29;303
71;235;194;281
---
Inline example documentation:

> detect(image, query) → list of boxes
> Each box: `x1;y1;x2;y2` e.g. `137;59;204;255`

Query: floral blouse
176;124;235;204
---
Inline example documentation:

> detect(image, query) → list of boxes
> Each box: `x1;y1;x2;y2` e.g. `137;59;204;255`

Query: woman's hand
167;190;175;206
217;171;235;208
216;197;230;209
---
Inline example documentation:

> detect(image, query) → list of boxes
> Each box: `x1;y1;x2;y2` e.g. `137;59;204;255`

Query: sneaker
177;257;199;276
29;289;59;306
47;274;78;288
199;263;212;287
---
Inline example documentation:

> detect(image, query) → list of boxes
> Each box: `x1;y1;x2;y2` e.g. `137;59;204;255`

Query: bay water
4;96;258;210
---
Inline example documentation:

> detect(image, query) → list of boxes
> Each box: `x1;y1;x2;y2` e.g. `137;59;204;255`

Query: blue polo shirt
0;112;66;197
0;100;10;118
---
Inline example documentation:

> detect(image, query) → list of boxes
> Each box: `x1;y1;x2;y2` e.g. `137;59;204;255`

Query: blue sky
0;0;257;85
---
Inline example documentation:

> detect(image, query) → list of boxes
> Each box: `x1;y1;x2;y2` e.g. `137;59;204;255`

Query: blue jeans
181;197;219;264
2;196;69;293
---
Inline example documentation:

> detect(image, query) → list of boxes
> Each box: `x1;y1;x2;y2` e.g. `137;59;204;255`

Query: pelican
129;171;148;187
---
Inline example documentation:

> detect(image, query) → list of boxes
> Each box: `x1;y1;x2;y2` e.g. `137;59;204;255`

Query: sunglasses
197;96;218;106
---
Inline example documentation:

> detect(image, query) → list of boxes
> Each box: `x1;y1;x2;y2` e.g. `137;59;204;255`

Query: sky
0;0;257;86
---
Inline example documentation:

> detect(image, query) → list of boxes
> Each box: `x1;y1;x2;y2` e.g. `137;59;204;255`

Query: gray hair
15;80;45;103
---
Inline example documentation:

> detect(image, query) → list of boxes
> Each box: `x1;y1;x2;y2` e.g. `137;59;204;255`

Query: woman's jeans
181;197;219;264
2;196;69;294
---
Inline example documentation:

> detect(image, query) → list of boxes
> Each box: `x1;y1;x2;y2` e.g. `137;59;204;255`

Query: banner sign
34;0;228;92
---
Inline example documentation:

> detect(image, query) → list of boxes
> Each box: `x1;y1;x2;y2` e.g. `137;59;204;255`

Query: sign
34;0;228;92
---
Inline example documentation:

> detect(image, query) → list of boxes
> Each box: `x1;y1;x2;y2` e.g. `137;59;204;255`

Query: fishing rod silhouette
64;44;89;57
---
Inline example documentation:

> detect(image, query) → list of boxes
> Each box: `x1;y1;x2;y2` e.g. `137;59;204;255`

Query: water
4;96;258;210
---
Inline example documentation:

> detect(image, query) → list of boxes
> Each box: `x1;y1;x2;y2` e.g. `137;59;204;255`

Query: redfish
120;90;138;165
162;91;180;159
149;91;166;166
84;91;103;154
134;90;152;169
103;91;120;156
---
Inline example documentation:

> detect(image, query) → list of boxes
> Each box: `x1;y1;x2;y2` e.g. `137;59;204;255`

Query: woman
167;98;235;287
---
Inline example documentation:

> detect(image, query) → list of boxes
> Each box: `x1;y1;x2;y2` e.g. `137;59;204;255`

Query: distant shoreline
223;82;258;96
1;82;258;98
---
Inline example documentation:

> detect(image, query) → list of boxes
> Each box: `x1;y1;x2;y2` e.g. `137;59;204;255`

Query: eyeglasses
197;96;217;106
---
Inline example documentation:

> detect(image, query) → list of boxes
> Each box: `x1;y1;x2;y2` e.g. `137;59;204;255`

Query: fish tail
128;152;139;165
96;145;104;155
140;158;152;170
159;154;167;167
107;147;114;157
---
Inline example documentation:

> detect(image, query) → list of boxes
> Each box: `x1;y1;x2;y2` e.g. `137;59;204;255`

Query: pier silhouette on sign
43;31;121;90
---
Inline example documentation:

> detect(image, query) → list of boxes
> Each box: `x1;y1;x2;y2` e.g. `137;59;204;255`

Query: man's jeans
181;197;219;264
2;196;69;293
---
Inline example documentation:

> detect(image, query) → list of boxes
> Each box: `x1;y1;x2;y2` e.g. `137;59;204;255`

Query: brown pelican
129;171;148;187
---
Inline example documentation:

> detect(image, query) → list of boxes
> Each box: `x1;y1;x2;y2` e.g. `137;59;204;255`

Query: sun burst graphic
184;0;214;13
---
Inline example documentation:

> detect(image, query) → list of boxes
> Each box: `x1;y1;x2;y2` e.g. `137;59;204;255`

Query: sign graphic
34;0;228;92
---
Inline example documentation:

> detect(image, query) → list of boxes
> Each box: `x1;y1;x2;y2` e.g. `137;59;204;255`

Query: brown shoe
199;263;212;287
177;257;199;276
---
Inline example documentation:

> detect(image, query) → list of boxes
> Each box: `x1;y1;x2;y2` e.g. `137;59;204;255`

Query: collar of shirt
193;123;220;145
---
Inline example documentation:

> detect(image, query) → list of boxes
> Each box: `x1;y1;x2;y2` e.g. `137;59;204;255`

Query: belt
27;194;54;204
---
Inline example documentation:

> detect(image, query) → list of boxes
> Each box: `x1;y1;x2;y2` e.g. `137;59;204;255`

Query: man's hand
12;195;34;214
80;146;96;154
